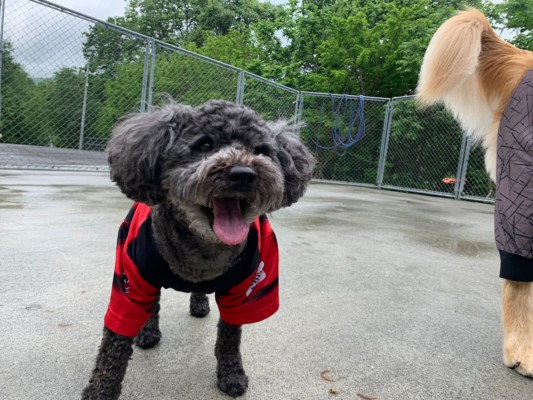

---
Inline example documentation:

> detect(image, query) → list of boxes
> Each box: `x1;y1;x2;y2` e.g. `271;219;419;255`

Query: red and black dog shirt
104;202;279;337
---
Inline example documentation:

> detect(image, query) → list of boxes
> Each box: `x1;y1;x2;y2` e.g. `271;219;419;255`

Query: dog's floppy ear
270;121;316;207
107;104;189;205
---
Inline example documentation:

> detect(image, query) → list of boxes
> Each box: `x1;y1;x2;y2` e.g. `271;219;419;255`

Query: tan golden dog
416;8;533;377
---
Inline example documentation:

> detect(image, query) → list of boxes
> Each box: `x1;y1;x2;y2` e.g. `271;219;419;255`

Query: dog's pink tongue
212;198;249;245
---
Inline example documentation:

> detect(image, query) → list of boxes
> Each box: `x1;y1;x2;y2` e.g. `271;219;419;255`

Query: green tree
277;0;488;97
123;0;207;44
82;0;281;75
20;78;56;146
185;29;260;68
487;0;532;50
93;51;240;140
47;68;86;148
384;100;464;192
94;60;146;138
0;42;35;144
83;20;148;77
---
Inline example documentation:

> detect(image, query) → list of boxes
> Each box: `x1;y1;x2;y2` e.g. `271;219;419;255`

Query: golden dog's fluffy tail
417;9;491;108
416;8;533;179
416;8;503;141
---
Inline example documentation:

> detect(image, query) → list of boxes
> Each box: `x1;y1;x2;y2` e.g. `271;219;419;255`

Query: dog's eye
200;142;213;152
253;145;270;156
192;137;214;153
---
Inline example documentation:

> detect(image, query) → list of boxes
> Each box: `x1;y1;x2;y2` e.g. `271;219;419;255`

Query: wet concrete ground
1;169;532;399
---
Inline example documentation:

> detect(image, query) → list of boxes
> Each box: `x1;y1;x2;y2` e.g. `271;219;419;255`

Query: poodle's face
107;100;315;245
161;106;286;244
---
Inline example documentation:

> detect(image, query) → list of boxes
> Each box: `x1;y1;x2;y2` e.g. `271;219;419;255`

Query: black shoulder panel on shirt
126;215;261;294
126;214;169;289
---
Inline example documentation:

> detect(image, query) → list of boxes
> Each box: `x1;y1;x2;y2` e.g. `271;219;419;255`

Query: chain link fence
463;142;495;200
377;96;493;202
0;0;493;202
298;92;389;186
380;96;465;198
152;43;241;107
242;72;299;121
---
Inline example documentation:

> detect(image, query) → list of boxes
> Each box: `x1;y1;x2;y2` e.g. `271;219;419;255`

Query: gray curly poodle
82;100;315;399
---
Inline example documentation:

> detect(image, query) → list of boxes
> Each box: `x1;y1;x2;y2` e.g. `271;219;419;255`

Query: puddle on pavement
413;234;495;257
287;214;332;228
0;186;24;209
0;203;24;209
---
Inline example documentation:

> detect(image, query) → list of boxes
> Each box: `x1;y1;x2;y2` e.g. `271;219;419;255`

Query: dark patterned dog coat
495;67;533;281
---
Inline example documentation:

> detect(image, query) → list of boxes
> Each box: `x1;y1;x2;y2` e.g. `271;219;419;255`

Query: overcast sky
5;1;126;34
48;0;127;21
4;0;107;77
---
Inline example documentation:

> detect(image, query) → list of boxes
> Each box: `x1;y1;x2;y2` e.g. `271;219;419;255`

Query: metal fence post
146;40;156;111
140;39;151;112
293;91;301;135
297;92;305;128
454;133;472;200
79;61;89;150
235;70;244;105
376;99;394;188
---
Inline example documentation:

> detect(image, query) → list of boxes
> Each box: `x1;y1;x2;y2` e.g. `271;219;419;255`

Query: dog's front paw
190;292;210;318
135;327;161;349
504;344;533;378
217;366;249;397
82;384;120;400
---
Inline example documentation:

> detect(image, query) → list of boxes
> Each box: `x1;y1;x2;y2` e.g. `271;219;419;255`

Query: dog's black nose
228;166;257;189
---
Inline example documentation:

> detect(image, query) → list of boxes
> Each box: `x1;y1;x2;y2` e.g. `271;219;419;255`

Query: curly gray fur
82;328;133;400
134;294;161;349
83;100;315;399
215;320;248;397
190;292;210;317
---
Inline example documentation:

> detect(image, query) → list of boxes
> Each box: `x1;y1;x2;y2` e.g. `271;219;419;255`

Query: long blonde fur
417;8;533;377
416;8;533;181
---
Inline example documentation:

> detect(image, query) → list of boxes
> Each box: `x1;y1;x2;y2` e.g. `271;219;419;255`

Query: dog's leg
135;294;162;349
215;318;249;397
502;279;533;377
189;292;210;318
82;327;134;400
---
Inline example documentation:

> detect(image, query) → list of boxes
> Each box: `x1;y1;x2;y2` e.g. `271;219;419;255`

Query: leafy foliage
487;0;533;50
0;42;36;144
384;100;464;193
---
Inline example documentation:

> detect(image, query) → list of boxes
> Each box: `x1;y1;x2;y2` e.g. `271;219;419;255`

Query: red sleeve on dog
104;203;160;337
215;217;280;325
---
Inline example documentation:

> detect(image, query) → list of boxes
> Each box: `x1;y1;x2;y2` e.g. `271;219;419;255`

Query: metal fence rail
0;0;493;202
